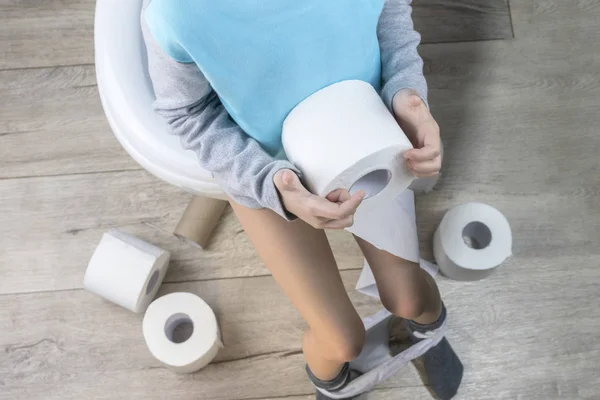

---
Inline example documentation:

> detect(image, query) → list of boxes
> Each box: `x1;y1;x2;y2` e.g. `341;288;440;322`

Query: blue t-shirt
145;0;385;153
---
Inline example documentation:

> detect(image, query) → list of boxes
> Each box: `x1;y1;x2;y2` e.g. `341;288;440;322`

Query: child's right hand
274;169;365;229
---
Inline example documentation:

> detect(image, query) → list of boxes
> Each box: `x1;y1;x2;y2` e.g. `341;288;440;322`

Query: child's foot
307;363;364;399
405;304;463;400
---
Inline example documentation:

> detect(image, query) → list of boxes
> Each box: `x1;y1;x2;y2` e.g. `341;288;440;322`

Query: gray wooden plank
0;0;512;70
0;170;365;295
0;271;386;400
265;379;600;400
0;158;598;295
262;387;433;400
413;0;513;43
2;258;599;400
510;0;600;41
0;0;94;70
0;66;138;178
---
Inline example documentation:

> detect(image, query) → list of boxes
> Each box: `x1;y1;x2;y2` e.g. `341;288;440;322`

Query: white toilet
94;0;225;200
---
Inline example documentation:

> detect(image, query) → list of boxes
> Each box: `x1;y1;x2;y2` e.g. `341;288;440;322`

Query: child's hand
392;89;442;178
274;169;365;229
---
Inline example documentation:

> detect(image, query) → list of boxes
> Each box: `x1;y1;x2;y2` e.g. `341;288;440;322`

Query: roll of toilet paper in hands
282;80;414;199
83;229;170;313
434;202;512;281
143;292;222;373
283;80;421;259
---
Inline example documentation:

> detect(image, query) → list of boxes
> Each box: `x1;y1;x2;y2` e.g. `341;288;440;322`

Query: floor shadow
415;36;489;260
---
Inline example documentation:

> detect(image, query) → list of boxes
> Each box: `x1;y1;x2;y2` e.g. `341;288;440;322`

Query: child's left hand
392;89;442;178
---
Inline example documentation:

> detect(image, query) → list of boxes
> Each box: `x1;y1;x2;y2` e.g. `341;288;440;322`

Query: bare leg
354;236;441;324
231;201;365;380
354;236;464;399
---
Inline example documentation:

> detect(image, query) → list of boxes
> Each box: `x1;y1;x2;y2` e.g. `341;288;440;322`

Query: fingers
298;189;364;229
308;190;364;220
275;170;364;229
335;191;365;216
322;215;354;229
280;169;294;186
407;156;442;177
326;188;360;203
404;145;440;162
279;169;301;190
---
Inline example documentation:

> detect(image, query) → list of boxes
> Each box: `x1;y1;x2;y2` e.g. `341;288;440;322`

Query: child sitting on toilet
141;0;462;398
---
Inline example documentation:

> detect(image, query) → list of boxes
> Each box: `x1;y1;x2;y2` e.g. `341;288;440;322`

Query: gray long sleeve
141;0;426;218
141;8;297;218
378;0;428;109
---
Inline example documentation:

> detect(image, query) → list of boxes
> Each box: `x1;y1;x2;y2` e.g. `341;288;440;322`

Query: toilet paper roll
283;80;414;199
283;80;417;259
83;229;170;313
143;292;222;373
434;202;512;281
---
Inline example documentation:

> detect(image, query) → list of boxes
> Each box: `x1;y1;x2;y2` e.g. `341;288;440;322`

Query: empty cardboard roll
174;196;228;249
434;202;512;281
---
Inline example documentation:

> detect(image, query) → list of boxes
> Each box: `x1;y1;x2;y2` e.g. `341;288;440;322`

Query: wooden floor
1;1;599;399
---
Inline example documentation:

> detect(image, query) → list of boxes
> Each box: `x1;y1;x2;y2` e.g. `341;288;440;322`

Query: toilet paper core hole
462;221;492;250
164;313;194;344
145;270;160;295
349;169;391;199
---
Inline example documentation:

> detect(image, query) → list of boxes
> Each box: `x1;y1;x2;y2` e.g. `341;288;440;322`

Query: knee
329;327;365;362
313;319;365;363
382;295;425;321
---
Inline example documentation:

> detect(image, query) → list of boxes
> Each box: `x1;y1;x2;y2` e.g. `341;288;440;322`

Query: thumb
276;169;301;191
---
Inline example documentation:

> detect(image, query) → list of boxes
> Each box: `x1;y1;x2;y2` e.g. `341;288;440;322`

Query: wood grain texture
2;1;600;399
2;257;599;400
0;66;138;178
0;170;365;295
413;0;513;43
0;0;512;70
0;0;94;70
0;163;597;295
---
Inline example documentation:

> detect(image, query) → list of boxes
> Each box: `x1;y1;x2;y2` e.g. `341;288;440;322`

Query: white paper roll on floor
434;203;512;281
143;292;222;373
83;229;170;313
283;80;414;199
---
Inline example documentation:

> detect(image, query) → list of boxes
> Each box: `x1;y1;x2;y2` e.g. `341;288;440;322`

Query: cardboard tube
174;196;228;249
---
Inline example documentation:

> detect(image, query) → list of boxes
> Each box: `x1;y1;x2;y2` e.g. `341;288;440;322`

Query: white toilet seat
94;0;225;199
